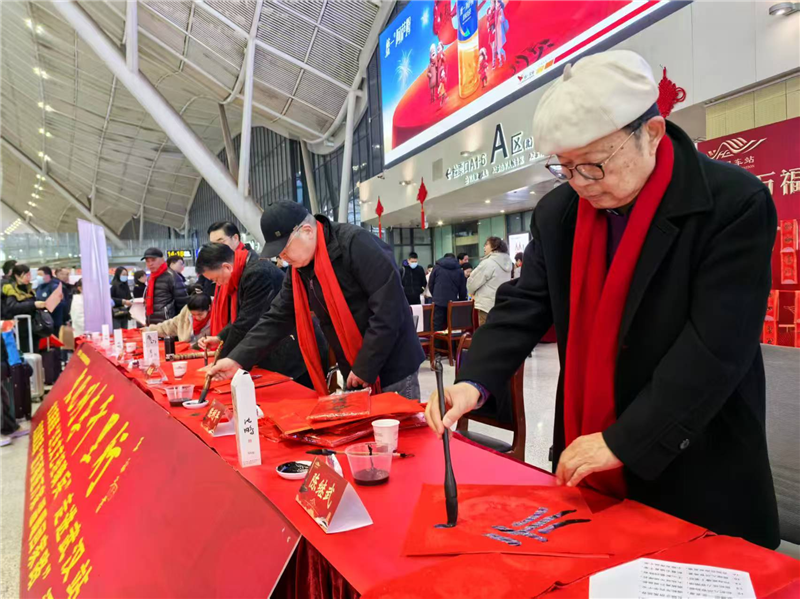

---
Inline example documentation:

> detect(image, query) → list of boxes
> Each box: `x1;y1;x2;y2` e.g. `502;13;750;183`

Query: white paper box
231;369;261;468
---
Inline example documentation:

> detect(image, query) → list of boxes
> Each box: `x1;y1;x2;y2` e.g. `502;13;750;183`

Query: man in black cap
204;200;425;400
142;247;188;325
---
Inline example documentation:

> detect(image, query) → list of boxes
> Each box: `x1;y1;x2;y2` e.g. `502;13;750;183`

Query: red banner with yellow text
21;344;299;599
698;118;800;347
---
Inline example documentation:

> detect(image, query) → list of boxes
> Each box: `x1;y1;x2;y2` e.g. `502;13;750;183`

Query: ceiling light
437;220;444;226
35;25;44;34
529;190;536;195
501;210;506;213
372;144;381;150
33;67;49;79
769;2;799;15
36;174;44;180
25;19;33;29
31;194;39;199
28;202;37;207
24;210;33;216
399;180;411;186
460;151;472;158
484;199;491;204
37;102;53;112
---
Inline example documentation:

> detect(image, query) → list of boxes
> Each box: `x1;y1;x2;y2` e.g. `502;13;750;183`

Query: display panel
379;0;680;167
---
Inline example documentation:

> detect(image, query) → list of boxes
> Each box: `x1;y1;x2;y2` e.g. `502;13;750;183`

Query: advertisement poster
698;118;800;347
379;0;679;166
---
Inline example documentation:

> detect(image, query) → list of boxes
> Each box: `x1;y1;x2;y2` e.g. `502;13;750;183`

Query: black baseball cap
260;200;311;258
141;247;164;259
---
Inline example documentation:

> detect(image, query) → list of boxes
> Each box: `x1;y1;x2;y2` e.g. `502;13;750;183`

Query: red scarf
563;136;674;498
210;247;250;335
293;221;373;396
192;311;211;335
145;262;169;316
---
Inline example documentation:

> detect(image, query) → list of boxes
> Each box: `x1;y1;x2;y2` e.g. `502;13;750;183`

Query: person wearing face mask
35;266;65;331
401;252;427;305
2;264;47;353
427;50;780;549
195;241;318;389
110;267;134;329
204;201;424;401
467;236;513;326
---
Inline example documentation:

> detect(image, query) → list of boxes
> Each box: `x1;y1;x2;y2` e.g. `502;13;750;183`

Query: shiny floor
417;343;559;470
0;345;561;598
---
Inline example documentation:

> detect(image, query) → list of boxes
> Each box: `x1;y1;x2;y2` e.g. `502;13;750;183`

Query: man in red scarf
195;241;313;388
142;247;188;325
427;50;779;549
204;201;425;400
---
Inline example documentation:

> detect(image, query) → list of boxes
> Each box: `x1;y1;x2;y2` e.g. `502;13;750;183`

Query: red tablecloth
89;341;799;598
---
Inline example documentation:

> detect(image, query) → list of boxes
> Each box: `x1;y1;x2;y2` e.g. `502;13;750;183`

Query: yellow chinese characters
27;423;50;590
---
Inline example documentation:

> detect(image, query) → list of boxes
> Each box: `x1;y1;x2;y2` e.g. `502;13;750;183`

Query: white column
238;38;256;198
53;0;266;245
300;140;319;214
337;90;356;223
125;0;138;72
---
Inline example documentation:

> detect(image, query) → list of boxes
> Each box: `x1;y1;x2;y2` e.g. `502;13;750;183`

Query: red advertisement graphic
21;344;299;599
698;118;800;347
380;1;676;165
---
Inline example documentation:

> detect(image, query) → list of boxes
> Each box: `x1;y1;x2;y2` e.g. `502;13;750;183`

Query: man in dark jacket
35;266;64;331
426;50;780;548
142;248;188;325
194;243;319;389
401;252;427;306
55;268;74;322
206;201;425;400
167;255;187;284
428;253;468;331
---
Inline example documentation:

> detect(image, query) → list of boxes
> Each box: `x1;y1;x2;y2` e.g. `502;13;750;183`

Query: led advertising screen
379;0;680;167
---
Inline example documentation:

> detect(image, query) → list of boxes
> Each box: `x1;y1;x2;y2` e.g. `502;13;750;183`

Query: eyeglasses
545;129;637;182
278;222;306;260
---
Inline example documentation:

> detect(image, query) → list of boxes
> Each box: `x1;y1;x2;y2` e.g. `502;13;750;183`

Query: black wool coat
228;216;424;387
457;122;780;548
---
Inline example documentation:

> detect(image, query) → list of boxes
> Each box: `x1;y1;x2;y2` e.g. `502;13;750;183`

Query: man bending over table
425;50;779;548
204;200;425;400
195;241;321;391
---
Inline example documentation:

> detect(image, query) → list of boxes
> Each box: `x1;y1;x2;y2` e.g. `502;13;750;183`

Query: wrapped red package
308;390;371;421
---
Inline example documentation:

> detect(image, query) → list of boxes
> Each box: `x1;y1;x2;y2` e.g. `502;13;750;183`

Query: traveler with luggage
2;264;47;354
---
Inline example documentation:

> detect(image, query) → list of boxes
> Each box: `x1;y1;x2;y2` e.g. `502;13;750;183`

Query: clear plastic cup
165;384;194;407
345;442;393;486
125;342;137;354
372;418;400;452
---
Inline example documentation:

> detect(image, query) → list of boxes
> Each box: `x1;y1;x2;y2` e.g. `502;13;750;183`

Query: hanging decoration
656;66;686;118
376;198;384;239
417;178;428;229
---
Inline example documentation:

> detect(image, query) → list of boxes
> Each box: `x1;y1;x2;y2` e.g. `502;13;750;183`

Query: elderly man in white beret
426;50;779;548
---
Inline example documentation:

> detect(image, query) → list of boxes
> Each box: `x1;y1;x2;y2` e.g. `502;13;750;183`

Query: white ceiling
1;0;387;235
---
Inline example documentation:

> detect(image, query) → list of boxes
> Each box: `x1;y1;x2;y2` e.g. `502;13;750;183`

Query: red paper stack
259;392;426;448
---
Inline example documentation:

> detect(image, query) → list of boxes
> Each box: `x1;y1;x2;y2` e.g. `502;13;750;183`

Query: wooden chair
455;333;527;461
432;300;475;366
415;304;435;370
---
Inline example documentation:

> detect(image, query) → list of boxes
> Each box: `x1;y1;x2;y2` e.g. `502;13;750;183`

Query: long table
20;341;800;598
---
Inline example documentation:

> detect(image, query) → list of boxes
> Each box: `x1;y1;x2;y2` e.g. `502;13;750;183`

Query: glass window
413;228;431;244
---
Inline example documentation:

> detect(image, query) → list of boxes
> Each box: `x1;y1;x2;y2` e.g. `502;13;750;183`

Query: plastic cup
165;384;194;407
345;442;393;486
372;418;400;452
125;342;137;354
172;361;188;378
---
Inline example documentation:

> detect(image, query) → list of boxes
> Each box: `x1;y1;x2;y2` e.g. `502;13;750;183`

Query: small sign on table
297;458;372;534
141;330;159;367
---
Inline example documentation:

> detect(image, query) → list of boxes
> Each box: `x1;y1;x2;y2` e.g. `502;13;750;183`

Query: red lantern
375;198;384;240
417;178;428;229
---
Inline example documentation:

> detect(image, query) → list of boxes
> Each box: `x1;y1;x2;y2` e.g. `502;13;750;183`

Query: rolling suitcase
14;315;45;401
10;362;32;420
42;338;62;385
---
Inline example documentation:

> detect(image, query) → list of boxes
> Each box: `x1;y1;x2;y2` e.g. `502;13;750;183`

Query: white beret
532;50;658;155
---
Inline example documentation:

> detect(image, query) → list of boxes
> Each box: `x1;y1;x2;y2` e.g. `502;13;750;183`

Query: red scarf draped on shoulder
145;262;169;316
564;135;674;499
293;221;374;396
192;311;211;335
210;245;250;335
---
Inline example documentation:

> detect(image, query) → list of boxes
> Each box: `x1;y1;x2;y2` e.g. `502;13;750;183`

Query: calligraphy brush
198;341;224;404
306;449;415;459
434;356;458;528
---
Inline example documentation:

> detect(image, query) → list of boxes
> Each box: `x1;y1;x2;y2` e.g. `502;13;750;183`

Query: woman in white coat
70;279;85;336
467;237;513;326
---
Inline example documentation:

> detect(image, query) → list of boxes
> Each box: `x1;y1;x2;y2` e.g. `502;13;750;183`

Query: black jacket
457;122;780;549
133;281;146;299
228;215;425;387
110;280;132;321
146;269;188;325
428;256;468;307
217;251;316;382
2;282;38;353
401;262;428;304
